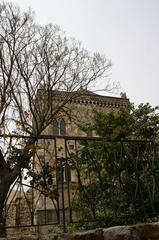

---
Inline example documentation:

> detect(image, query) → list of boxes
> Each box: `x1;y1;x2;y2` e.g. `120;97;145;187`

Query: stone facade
42;90;129;137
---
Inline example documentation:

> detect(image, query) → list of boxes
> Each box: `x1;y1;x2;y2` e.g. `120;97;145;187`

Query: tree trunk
0;162;20;238
0;175;20;238
0;140;35;238
0;211;6;238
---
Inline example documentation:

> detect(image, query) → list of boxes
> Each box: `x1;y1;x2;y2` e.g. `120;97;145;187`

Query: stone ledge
7;223;159;240
51;223;159;240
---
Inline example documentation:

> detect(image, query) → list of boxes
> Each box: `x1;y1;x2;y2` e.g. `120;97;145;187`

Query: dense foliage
93;103;159;140
69;103;159;227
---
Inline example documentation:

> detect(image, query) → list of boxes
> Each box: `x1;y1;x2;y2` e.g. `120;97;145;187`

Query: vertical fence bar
64;138;72;223
54;138;60;224
60;157;66;232
31;145;35;225
43;138;47;224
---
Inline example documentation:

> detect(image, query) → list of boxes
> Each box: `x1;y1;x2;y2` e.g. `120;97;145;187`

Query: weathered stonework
37;89;129;137
6;223;159;240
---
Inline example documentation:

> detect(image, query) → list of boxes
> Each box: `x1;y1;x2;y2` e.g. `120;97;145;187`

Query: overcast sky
4;0;159;106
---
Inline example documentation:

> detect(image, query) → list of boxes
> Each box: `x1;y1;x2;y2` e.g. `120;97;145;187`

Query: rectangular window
52;119;66;136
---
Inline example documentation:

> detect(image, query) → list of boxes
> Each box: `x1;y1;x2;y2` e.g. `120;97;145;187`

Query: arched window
60;119;66;136
52;119;59;135
52;118;66;136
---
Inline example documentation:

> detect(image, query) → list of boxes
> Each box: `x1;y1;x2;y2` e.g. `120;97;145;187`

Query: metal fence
2;135;159;232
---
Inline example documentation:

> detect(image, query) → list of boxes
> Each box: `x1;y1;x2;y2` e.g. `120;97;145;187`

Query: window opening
52;119;66;136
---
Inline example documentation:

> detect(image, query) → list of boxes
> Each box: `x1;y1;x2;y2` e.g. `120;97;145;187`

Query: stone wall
6;223;159;240
6;226;37;240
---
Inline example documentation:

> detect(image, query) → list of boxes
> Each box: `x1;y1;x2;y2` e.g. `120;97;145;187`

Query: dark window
69;144;74;150
53;119;59;135
60;119;66;136
52;119;66;136
86;129;92;137
56;161;71;183
56;162;63;183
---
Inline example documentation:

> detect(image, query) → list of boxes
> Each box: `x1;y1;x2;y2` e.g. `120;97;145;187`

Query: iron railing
1;135;159;232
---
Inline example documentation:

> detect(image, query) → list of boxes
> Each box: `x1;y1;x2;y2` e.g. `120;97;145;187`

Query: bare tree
0;2;112;237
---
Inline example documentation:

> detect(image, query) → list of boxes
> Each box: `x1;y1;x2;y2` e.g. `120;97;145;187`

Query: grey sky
4;0;159;106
